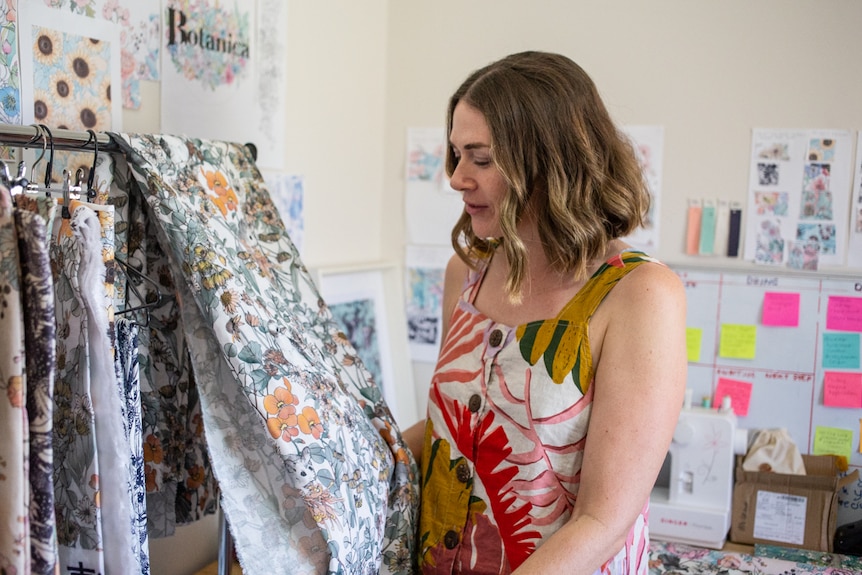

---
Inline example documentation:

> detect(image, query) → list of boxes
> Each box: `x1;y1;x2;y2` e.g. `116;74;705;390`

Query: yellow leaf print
419;422;486;568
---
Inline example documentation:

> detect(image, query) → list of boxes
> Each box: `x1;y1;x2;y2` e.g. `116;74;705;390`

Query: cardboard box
730;454;859;552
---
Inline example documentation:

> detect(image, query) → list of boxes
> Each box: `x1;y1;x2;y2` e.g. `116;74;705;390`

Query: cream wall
129;1;862;572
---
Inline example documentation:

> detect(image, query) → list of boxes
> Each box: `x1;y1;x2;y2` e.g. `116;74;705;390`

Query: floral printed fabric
112;133;419;575
419;250;659;574
0;185;29;575
115;317;151;575
648;541;861;575
15;206;59;575
110;151;218;538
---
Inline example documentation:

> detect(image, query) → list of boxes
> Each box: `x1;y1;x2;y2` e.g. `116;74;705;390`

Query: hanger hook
61;169;71;219
86;129;98;200
29;125;47;173
38;124;55;188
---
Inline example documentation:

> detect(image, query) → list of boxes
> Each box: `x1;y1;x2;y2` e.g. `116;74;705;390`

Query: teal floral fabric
113;134;420;574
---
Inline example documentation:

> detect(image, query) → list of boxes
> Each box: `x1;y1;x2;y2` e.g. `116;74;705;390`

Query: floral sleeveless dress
419;250;660;574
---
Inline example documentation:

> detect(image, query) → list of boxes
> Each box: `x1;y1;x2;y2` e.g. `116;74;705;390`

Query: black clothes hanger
114;258;173;327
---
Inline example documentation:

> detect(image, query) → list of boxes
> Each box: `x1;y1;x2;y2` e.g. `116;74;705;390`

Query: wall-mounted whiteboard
671;263;862;526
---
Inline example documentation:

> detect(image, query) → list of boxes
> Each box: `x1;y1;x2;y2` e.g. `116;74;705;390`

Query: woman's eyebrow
450;141;491;150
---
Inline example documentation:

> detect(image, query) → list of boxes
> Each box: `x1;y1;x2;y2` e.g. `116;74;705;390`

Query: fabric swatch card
698;199;716;255
686;198;702;255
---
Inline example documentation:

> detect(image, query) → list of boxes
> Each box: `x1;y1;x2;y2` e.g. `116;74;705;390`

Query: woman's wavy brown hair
446;51;649;299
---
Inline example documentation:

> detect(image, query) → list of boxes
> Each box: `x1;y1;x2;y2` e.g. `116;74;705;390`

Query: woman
403;51;687;575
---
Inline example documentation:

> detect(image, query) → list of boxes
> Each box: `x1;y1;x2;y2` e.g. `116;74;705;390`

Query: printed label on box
753;491;807;545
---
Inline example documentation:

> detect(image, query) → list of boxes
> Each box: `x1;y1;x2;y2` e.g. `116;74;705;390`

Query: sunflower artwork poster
18;2;122;131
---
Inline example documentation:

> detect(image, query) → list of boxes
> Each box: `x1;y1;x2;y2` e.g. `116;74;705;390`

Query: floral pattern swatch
112;133;419;574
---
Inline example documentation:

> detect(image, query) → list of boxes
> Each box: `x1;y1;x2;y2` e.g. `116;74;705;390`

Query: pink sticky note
823;371;862;408
762;291;800;327
715;377;753;416
827;296;862;332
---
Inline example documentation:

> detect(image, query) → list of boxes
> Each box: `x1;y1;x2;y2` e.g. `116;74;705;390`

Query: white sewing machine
650;391;748;549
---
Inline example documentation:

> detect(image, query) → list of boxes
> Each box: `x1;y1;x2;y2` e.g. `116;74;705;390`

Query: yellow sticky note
813;425;853;462
686;327;702;363
719;324;757;359
859;420;862;454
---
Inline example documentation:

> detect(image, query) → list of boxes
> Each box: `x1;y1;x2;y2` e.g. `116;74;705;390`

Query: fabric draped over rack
0;131;419;575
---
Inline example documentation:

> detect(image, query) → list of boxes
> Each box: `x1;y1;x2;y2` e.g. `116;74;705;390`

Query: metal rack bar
0;123;119;153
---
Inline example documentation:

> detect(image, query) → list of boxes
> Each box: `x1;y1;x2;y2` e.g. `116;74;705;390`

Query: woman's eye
473;158;491;167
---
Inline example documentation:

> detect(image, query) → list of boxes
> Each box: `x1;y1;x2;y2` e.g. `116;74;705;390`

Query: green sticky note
686;327;702;362
813;425;853;462
719;324;757;359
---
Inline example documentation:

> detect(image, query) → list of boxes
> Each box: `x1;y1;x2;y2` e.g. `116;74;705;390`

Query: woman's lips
464;202;485;216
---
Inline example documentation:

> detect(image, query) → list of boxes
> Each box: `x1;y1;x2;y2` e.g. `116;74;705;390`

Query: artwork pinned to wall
404;127;462;247
744;128;853;269
261;170;304;254
622;125;664;253
160;0;286;170
848;131;862;269
404;245;451;363
0;1;20;127
19;2;122;130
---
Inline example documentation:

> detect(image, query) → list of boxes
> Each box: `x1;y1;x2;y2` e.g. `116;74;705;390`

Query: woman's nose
449;162;470;192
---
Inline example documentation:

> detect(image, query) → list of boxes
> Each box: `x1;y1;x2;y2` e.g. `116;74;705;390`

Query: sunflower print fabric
419;250;660;574
112;133;419;575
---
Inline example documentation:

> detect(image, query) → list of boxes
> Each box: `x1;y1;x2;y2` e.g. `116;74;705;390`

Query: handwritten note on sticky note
686;327;702;363
813;426;853;462
715;377;752;416
823;332;861;369
762;291;800;327
827;296;862;332
719;324;757;359
823;371;862;408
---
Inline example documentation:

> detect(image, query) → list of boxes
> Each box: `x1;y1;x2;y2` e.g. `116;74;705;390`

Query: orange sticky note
762;292;800;327
715;377;753;416
823;371;862;408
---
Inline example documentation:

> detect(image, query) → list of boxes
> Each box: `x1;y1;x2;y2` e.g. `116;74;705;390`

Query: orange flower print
267;414;300;442
202;168;239;216
144;434;164;464
298;406;324;439
186;464;205;490
263;382;299;419
145;465;157;492
6;375;23;407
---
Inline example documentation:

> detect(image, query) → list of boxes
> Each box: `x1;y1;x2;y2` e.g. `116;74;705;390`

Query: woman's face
449;101;509;239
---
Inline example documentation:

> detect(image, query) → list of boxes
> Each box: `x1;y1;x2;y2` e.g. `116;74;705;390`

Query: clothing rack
0;121;236;575
0;123;118;153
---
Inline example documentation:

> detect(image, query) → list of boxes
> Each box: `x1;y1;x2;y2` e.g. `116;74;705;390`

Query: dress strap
557;250;662;324
460;251;495;305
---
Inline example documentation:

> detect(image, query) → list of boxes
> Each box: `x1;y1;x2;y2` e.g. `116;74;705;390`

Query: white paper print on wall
405;127;463;246
161;0;286;170
847;132;862;269
621;125;663;253
744;129;853;269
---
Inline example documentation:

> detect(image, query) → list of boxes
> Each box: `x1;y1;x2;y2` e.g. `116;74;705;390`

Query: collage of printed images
753;137;839;270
